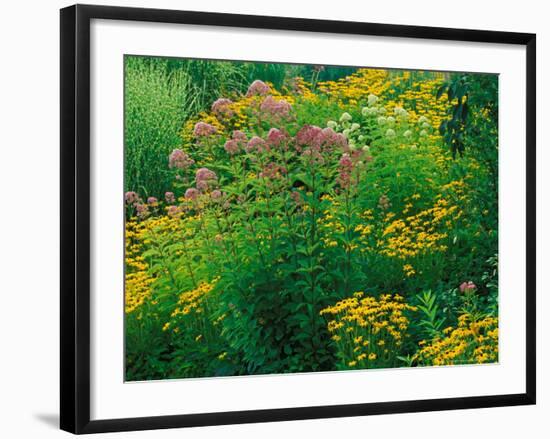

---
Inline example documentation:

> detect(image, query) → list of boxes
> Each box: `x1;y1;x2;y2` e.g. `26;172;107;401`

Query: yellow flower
416;314;498;366
322;293;415;368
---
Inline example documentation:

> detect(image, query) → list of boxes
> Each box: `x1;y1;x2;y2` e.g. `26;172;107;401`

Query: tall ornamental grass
125;56;196;197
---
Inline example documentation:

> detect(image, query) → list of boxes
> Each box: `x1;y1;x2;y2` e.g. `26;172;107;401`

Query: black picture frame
60;4;536;434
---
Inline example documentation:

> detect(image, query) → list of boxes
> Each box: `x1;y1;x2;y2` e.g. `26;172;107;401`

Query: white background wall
0;0;546;437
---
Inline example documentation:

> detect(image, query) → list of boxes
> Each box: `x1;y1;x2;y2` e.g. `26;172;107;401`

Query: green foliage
239;62;288;90
124;57;195;197
438;74;498;193
174;59;249;106
437;75;471;158
124;60;499;380
481;254;499;316
415;290;446;338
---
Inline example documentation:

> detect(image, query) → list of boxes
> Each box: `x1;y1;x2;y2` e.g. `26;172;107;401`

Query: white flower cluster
327;113;371;153
393;106;409;120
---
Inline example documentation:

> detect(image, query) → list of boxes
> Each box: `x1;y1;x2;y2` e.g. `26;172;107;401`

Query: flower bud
339;112;352;123
367;93;379;106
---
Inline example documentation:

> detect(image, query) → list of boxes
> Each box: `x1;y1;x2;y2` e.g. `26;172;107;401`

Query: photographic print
123;56;499;381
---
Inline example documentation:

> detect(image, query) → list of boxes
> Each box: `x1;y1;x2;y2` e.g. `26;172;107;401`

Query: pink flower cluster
135;203;149;219
295;125;347;152
211;98;234;118
125;191;139;205
124;191;161;219
246;136;269;154
338;153;354;188
337;147;371;188
294;125;348;166
228;129;287;156
266;128;287;148
193;121;217;138
232;130;247;142
184;167;218;200
321;127;348;150
246;79;271;97
295;125;322;149
195;167;218;192
125;191;149;218
185;187;199;200
259;162;287;180
165;192;175;204
196;167;217;182
169;149;195;170
259;96;292;122
460;281;477;293
210;189;223;201
224;130;248;155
